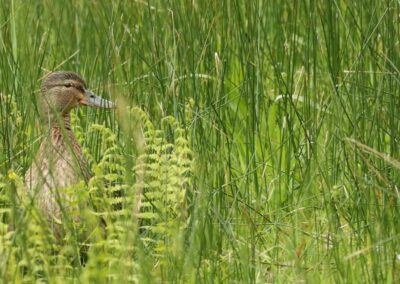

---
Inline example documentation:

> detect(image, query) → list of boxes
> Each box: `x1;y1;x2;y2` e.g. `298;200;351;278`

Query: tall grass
1;0;400;282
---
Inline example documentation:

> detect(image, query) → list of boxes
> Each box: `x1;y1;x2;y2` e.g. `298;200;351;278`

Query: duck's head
41;71;113;119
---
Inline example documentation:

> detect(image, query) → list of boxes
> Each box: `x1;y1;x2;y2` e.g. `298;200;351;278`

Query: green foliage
133;107;192;277
0;109;193;282
1;0;400;283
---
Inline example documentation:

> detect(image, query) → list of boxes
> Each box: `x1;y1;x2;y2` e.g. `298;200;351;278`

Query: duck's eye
64;83;72;88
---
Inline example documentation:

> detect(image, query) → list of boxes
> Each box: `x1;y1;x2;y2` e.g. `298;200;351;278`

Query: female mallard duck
25;71;113;236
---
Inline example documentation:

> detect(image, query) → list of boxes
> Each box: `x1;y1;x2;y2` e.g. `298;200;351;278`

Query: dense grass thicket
1;0;400;282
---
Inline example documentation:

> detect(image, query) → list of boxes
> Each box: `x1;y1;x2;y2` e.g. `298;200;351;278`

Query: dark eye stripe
47;83;85;92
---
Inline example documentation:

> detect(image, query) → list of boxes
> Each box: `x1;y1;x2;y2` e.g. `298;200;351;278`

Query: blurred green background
1;0;400;283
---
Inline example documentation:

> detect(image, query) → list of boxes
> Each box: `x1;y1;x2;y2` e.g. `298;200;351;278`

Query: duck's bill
80;90;114;108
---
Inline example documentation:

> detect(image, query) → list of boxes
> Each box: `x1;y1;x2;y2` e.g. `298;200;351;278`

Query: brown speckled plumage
25;71;113;236
25;115;90;223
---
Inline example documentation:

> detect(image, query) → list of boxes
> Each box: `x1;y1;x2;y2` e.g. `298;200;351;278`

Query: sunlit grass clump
0;107;193;282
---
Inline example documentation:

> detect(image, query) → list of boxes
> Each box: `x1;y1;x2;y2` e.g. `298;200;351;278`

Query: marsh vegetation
0;1;400;282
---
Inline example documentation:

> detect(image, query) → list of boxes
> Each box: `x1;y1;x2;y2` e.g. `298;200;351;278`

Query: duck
24;71;114;237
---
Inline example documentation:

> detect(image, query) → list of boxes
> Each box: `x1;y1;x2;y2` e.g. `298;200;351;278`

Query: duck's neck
47;113;77;146
41;112;91;182
50;113;72;131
